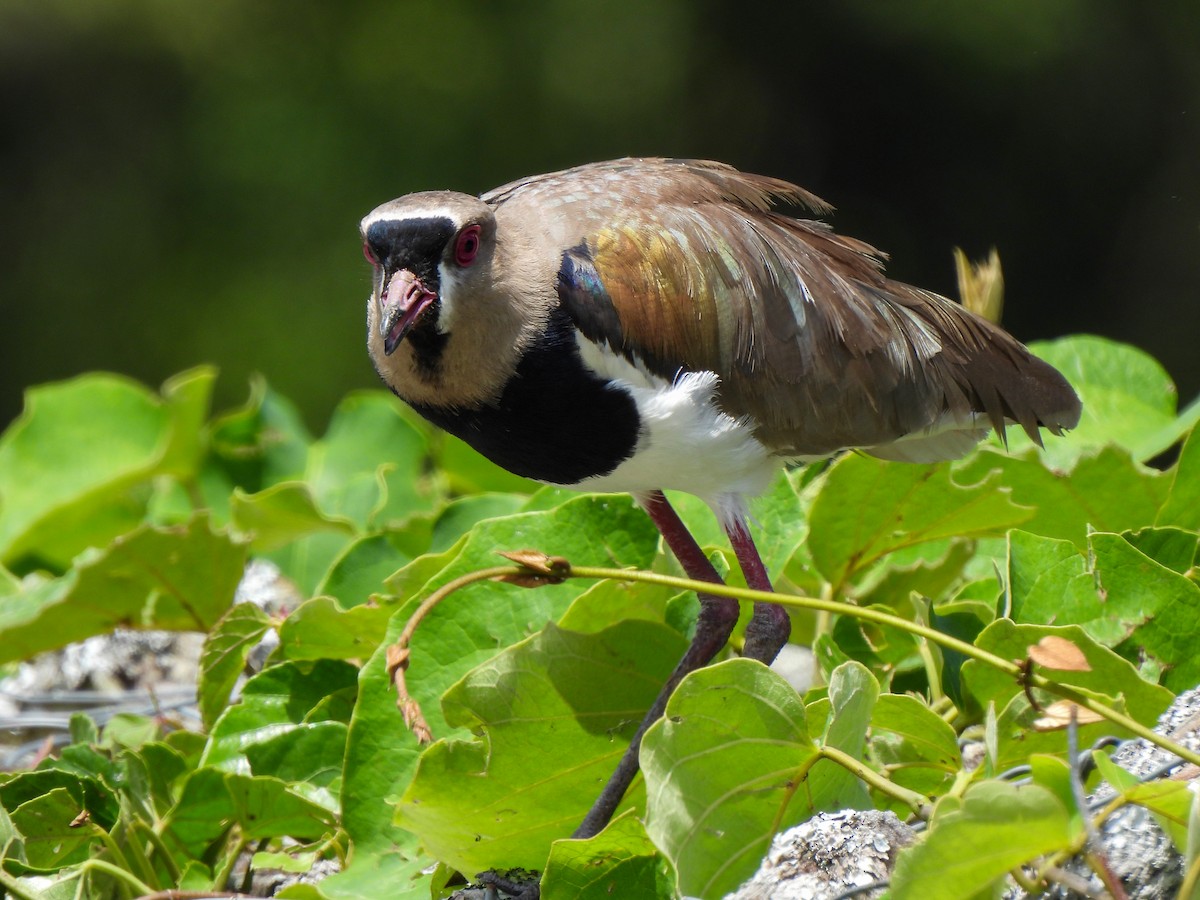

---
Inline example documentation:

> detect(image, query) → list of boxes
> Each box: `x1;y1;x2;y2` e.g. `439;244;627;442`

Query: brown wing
494;159;1081;457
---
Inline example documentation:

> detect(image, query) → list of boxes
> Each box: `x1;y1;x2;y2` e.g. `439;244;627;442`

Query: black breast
408;308;641;485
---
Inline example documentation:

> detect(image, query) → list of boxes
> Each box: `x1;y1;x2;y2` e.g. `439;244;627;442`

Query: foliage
1;334;1199;898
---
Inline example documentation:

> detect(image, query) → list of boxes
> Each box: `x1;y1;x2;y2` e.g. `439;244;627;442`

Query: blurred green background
3;1;1198;432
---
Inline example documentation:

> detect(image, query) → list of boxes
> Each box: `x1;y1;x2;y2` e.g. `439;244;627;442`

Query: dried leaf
496;549;570;584
1032;700;1104;731
954;246;1004;324
1028;636;1092;672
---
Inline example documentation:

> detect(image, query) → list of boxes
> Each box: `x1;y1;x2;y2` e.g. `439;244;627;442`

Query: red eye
362;242;378;266
454;225;481;267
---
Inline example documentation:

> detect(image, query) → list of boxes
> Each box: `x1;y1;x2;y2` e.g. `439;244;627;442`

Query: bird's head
360;190;556;409
360;191;497;361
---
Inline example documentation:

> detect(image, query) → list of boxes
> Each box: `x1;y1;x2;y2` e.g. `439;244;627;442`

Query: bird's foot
742;600;791;663
477;868;541;899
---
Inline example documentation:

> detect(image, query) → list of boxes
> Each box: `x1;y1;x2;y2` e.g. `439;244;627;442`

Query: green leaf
0;514;246;664
1092;753;1192;850
558;578;677;634
0;368;215;570
266;530;355;599
8;788;101;870
198;602;274;730
745;470;812;578
98;713;160;751
1008;530;1200;689
315;852;433;900
856;538;976;610
869;693;961;805
314;532;414;608
163;770;337;859
429;493;527;553
956;445;1170;549
890;781;1076;899
382;537;467;603
1159;426;1200;530
308;391;436;529
962;621;1173;736
202;659;358;772
340;610;425;856
382;494;660;741
244;720;348;811
1007;531;1133;643
0;802;21;865
806;662;879;811
395;620;686;874
1028;755;1079;831
641;658;818;900
808;454;1032;588
541;811;671;900
277;595;395;661
122;741;190;821
231;482;357;553
1122;526;1198;575
1125;780;1193;850
206;375;311;494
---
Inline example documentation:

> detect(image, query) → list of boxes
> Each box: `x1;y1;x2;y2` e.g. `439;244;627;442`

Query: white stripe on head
359;206;465;233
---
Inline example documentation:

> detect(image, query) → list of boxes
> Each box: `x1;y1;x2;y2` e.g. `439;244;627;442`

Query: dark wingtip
959;339;1082;447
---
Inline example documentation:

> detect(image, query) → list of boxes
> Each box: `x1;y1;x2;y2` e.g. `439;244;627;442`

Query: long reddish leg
572;490;740;839
727;518;791;663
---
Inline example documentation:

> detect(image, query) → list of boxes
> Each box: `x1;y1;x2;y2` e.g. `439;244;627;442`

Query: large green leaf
202;659;358;773
541;811;672;900
231;482;357;553
1008;529;1200;688
307;391;435;529
197;602;274;731
343;494;640;873
340;608;427;858
1158;426;1200;530
276;594;397;661
641;659;818;900
163;770;337;860
808;453;1032;589
385;494;660;740
962;620;1173;736
868;693;961;806
7;788;103;871
890;781;1076;899
803;662;878;812
395;620;685;874
0;513;246;664
956;445;1170;549
0;368;215;570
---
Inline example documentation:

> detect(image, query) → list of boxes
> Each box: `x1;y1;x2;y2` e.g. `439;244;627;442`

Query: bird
359;157;1081;840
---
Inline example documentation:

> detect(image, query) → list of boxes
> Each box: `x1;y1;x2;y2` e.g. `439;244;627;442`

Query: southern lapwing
360;157;1081;839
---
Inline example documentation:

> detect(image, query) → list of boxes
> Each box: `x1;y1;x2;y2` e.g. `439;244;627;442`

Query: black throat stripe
408;308;641;484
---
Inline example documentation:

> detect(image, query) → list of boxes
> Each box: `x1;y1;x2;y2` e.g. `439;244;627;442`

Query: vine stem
392;557;1200;770
565;563;1200;766
389;565;552;742
0;868;39;900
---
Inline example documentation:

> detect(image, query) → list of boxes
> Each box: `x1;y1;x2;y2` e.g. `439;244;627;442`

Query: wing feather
496;159;1080;458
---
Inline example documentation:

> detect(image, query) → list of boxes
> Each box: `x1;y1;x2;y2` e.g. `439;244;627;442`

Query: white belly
566;341;778;526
